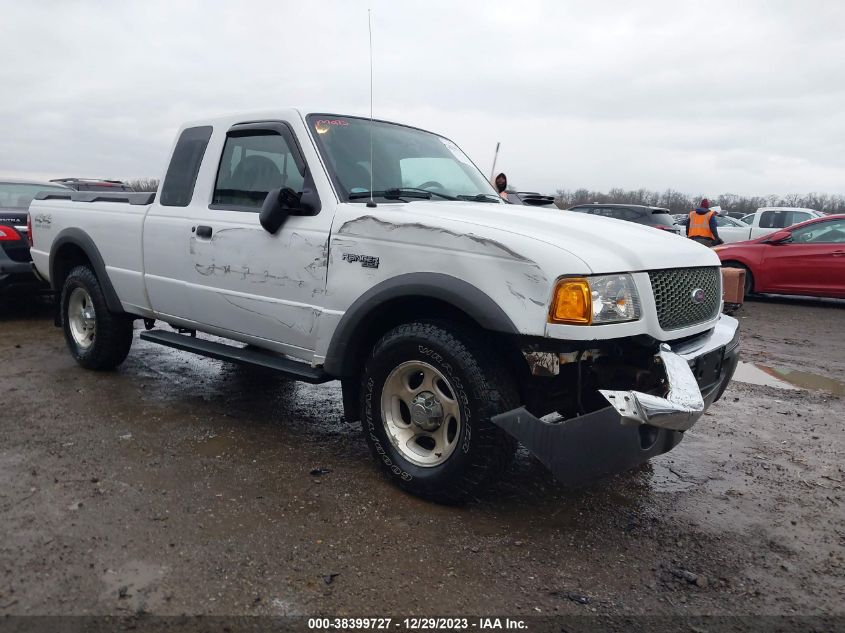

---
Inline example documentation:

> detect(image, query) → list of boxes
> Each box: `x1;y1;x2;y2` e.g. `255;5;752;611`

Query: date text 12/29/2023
307;617;528;630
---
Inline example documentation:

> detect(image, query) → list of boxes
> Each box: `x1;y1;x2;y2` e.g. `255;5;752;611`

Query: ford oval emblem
691;288;706;304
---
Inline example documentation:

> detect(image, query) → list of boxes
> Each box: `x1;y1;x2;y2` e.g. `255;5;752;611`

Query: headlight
549;274;641;325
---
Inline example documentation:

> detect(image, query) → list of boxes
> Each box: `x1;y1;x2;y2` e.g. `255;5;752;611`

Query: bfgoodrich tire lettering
61;265;134;370
360;321;517;503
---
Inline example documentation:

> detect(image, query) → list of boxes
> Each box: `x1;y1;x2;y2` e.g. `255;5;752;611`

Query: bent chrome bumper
599;345;704;432
492;314;740;486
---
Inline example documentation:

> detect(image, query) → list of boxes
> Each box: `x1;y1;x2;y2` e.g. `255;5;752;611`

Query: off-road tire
61;265;134;370
360;321;517;503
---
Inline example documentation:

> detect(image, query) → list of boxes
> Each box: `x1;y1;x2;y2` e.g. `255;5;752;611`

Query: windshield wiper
395;187;457;200
456;193;501;203
347;188;456;201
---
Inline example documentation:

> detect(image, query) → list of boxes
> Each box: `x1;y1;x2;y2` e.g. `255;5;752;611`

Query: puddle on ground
733;362;844;396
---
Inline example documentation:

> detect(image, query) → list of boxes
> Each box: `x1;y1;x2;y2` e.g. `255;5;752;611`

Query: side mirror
764;230;792;244
259;187;300;234
297;186;321;216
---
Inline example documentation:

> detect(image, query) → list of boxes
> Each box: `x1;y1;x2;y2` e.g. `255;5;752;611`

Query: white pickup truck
718;207;823;244
29;108;740;502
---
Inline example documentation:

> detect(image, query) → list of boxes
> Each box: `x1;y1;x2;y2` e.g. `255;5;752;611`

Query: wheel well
337;295;526;422
52;243;92;292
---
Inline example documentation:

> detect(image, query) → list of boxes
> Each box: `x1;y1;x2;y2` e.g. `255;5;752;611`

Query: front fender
322;272;519;376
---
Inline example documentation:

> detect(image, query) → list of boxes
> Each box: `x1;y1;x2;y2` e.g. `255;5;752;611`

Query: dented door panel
185;209;331;358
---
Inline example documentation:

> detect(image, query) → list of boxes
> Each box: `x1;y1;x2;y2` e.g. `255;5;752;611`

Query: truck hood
388;201;719;274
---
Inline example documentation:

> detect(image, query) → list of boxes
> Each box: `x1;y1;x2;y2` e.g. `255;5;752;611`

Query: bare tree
554;186;845;215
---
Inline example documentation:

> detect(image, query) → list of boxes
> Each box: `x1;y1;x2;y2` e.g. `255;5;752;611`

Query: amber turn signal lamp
549;278;592;325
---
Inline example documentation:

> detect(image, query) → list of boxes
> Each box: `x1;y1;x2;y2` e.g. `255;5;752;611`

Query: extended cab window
212;128;305;210
160;126;213;207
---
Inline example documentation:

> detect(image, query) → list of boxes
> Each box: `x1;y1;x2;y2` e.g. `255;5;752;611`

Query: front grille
648;266;721;331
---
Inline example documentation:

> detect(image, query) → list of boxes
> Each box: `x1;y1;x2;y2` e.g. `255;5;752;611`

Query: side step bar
139;329;332;384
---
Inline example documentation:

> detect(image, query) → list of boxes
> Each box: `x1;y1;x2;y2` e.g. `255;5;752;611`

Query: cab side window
759;211;783;228
212;128;305;211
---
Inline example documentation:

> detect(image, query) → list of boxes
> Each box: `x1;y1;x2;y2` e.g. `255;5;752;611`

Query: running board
139;329;331;384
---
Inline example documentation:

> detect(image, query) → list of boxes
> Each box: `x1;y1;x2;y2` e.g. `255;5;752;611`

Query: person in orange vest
686;198;722;247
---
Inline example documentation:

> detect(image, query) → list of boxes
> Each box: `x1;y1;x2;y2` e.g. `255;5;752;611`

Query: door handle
195;225;213;239
832;250;845;257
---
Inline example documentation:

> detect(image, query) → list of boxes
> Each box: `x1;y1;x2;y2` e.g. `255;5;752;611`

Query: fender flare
323;272;520;376
49;228;123;313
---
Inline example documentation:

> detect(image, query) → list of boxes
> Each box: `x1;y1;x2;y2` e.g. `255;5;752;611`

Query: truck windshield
307;115;499;203
0;183;69;209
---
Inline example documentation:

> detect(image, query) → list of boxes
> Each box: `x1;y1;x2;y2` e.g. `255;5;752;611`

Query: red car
714;214;845;299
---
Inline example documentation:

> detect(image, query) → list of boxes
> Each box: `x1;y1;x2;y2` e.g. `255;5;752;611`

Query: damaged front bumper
492;314;740;486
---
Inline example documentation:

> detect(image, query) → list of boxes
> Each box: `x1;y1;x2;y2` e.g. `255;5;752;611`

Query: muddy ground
0;295;843;619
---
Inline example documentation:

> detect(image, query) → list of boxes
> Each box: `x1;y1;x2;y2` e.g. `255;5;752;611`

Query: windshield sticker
315;119;349;134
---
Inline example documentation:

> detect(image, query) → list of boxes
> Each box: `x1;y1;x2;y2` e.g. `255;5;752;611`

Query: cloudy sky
1;0;843;196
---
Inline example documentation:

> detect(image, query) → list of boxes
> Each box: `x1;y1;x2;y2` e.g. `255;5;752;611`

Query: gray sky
2;0;844;196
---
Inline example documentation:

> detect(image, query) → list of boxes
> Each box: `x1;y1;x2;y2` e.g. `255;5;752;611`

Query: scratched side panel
184;211;331;356
314;204;586;359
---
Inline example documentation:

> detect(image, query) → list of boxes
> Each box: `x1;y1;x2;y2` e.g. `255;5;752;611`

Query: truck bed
30;190;158;315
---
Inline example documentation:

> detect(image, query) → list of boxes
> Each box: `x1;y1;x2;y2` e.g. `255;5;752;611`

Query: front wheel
61;265;134;370
360;322;517;503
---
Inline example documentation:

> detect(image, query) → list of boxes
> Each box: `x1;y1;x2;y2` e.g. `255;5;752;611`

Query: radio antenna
489;141;501;181
366;9;377;208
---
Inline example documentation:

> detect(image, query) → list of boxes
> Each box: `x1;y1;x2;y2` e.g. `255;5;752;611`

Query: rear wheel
61;265;134;370
360;321;517;503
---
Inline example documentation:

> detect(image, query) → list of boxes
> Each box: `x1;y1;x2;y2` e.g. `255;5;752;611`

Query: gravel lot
0;295;843;619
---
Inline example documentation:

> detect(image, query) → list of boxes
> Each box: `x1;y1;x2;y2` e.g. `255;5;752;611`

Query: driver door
184;121;332;360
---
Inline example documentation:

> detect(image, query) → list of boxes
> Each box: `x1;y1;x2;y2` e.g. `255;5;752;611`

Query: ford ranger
29;109;740;502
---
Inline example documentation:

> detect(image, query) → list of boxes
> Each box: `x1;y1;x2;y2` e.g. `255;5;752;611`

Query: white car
28;108;740;501
715;214;756;244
